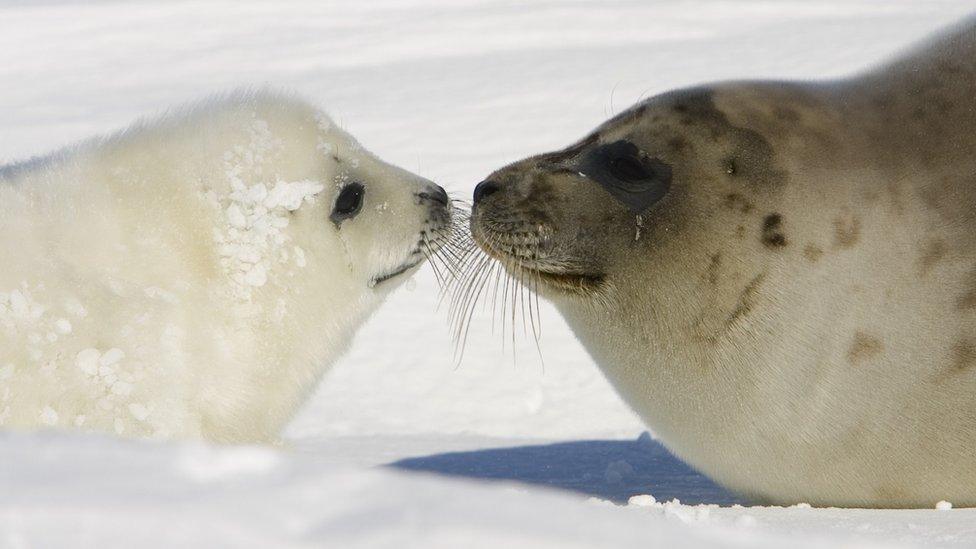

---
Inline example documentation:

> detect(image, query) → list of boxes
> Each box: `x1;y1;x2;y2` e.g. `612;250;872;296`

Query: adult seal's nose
473;180;501;203
418;184;449;206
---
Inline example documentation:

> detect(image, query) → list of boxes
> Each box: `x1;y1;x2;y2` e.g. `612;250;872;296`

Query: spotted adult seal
470;17;976;507
0;91;454;443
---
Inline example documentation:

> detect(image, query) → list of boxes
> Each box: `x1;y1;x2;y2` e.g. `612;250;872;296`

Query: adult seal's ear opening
471;15;976;508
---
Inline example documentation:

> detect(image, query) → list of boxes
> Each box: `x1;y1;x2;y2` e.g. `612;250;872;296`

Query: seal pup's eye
331;182;365;224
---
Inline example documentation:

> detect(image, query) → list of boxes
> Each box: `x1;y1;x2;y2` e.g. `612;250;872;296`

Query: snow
0;434;823;549
213;123;325;298
2;0;976;547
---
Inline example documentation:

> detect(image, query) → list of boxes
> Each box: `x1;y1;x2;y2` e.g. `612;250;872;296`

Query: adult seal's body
0;91;452;443
471;18;976;507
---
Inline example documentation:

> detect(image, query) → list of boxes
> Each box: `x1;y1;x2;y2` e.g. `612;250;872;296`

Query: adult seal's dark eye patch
579;140;672;214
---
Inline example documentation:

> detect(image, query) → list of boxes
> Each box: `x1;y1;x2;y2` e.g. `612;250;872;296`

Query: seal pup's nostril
473;180;501;203
417;184;449;207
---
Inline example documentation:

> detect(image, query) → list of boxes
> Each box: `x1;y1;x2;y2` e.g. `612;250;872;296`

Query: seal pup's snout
416;182;453;230
418;183;449;207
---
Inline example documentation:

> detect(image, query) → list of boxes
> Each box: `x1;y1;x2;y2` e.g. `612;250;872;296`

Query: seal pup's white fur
0;91;452;443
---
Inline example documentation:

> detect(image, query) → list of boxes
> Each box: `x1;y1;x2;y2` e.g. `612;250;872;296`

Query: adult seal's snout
473;180;501;203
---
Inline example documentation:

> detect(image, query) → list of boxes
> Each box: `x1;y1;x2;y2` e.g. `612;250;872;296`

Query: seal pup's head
199;92;457;308
316;131;454;293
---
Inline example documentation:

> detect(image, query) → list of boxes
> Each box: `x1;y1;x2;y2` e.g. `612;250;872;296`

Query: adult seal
0;91;453;443
470;17;976;507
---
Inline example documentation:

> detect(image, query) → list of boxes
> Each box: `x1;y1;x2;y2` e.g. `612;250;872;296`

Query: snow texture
2;0;976;547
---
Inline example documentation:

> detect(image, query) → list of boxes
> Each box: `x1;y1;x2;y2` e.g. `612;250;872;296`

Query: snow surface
2;0;976;547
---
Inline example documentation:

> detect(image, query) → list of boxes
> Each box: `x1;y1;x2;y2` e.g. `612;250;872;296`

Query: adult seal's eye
609;155;649;182
331;182;365;224
582;140;673;214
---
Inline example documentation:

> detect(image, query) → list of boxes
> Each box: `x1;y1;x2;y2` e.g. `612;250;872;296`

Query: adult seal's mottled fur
470;17;976;507
0;91;453;443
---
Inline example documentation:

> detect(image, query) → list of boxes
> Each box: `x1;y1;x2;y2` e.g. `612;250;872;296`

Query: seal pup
469;17;976;507
0;91;455;443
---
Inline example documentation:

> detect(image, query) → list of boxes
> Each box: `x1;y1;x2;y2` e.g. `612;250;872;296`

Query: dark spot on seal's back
949;340;976;374
847;332;883;364
724;193;752;214
918;239;947;277
724;272;765;330
705;252;722;285
833;215;861;249
763;233;786;248
957;268;976;310
803;244;823;262
761;213;787;248
960;291;976;310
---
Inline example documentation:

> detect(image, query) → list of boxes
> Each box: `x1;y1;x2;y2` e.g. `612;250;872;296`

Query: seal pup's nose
473;180;501;203
418;184;449;207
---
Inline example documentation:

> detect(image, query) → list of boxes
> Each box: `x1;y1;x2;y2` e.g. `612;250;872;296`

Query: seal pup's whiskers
445;216;547;368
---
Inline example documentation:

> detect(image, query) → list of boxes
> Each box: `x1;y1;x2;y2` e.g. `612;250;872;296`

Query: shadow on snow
389;433;745;505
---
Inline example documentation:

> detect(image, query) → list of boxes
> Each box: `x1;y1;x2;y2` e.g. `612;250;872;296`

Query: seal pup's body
472;17;976;507
0;91;452;443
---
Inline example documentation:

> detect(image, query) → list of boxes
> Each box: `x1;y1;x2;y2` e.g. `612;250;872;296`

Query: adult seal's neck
839;16;976;167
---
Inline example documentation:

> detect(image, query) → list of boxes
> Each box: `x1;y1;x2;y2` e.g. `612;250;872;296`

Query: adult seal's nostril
418;184;449;207
473;180;501;203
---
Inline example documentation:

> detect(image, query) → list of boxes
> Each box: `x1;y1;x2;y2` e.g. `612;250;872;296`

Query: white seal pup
0;91;453;443
470;17;976;507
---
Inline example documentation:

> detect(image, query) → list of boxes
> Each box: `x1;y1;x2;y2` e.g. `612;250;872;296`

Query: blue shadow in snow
390;433;746;505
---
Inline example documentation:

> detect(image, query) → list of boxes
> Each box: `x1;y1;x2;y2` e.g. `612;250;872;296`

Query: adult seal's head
471;16;976;508
471;82;786;297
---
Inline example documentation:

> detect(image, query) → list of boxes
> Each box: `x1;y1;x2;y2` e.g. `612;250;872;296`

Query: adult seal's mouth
471;222;604;294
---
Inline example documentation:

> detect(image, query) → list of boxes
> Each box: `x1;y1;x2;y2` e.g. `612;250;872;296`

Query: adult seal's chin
470;196;605;296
